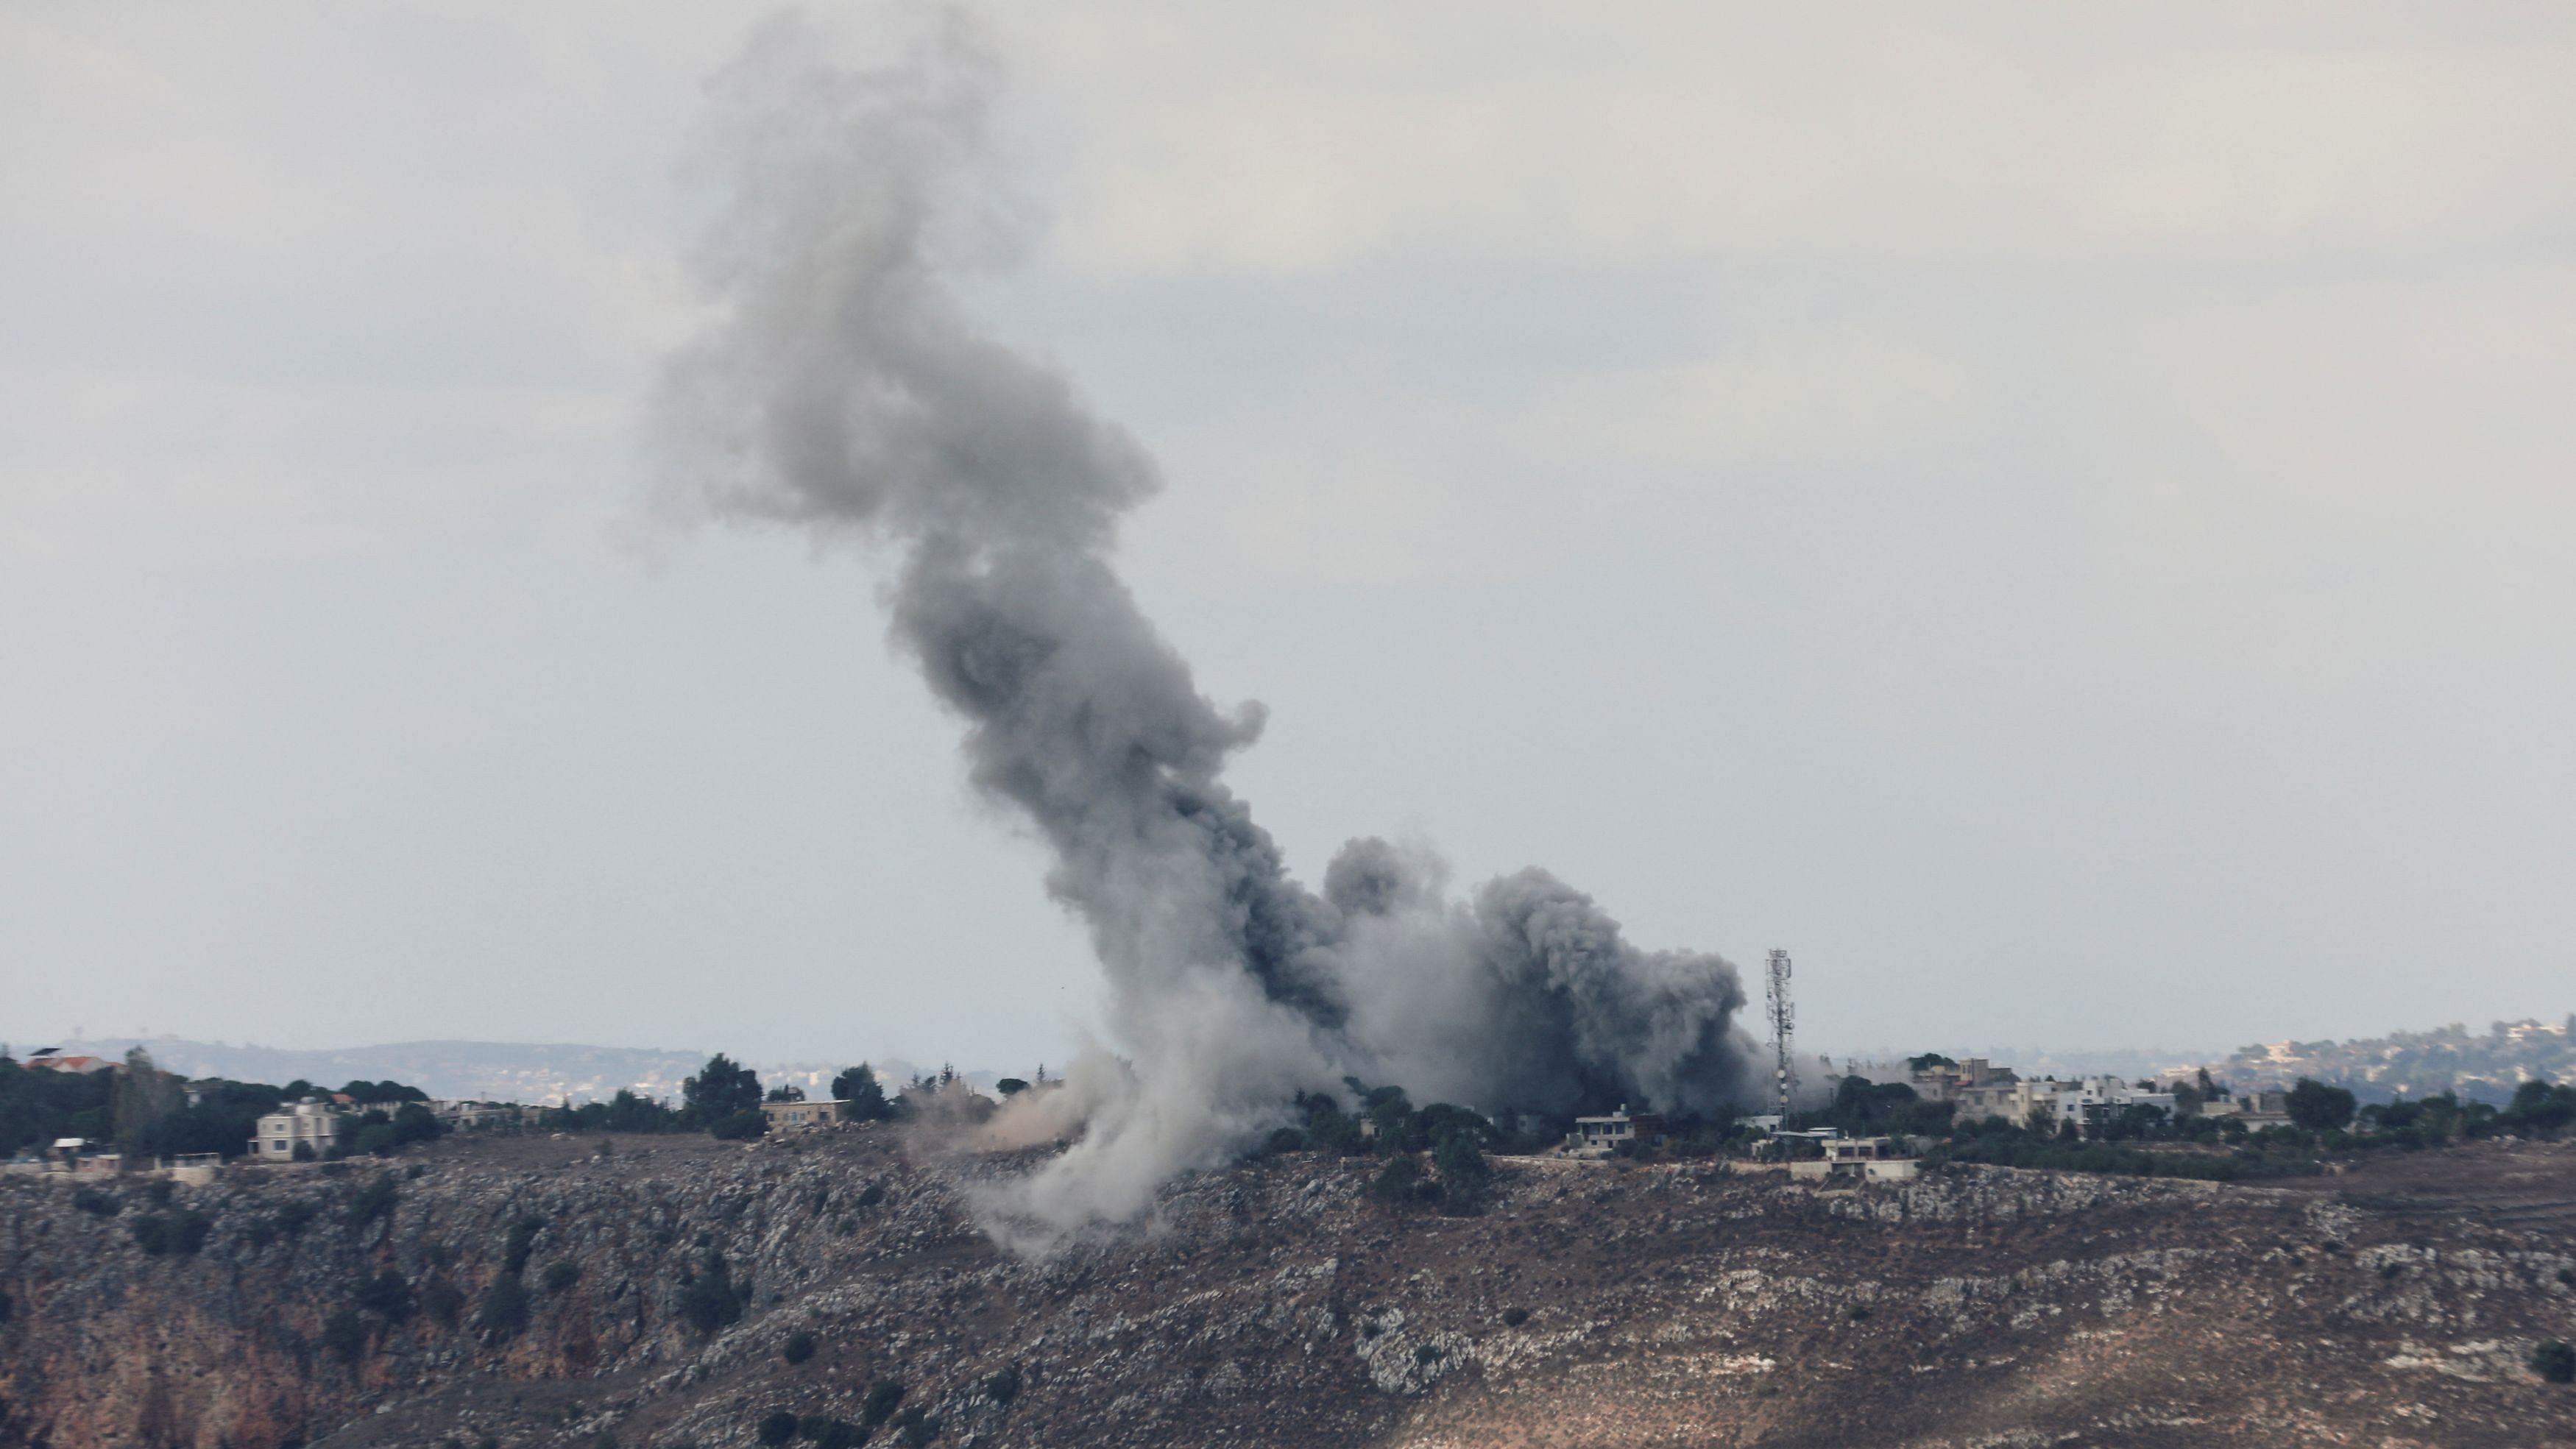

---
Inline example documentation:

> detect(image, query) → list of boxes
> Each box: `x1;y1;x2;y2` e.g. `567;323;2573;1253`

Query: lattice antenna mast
1764;949;1796;1117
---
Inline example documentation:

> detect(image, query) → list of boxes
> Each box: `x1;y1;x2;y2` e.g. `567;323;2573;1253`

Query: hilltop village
11;1021;2576;1198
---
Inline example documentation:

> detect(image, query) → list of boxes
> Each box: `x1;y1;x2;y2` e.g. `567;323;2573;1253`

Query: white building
1790;1136;1919;1183
252;1099;349;1160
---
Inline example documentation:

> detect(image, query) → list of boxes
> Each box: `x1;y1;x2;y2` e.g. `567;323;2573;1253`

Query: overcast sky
5;4;2574;1074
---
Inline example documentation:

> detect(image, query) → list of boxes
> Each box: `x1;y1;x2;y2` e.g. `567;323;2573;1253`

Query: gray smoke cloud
661;10;1760;1243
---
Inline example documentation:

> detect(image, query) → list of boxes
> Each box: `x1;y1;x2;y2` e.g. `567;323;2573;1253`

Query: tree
682;1054;762;1127
113;1047;185;1159
832;1066;892;1122
2534;1338;2576;1384
676;1253;747;1335
2504;1077;2575;1136
1367;1155;1422;1206
995;1078;1030;1097
2287;1078;2357;1133
764;1084;807;1103
1433;1132;1492;1215
477;1274;531;1337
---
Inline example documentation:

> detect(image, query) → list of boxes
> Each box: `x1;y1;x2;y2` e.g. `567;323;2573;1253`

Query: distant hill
5;1036;991;1107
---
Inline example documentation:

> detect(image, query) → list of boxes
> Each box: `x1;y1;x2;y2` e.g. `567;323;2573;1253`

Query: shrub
1264;1127;1308;1155
275;1200;320;1237
893;1406;937;1448
291;1141;316;1163
347;1175;398;1227
981;1366;1020;1405
0;1288;13;1324
676;1256;746;1336
71;1186;118;1217
142;1180;175;1207
321;1307;367;1363
1501;1307;1528;1328
2537;1339;2576;1385
1367;1155;1421;1206
419;1277;465;1330
782;1331;815;1365
1414;1342;1444;1366
130;1210;212;1256
355;1268;414;1320
754;1410;798;1446
710;1109;768;1142
861;1381;907;1429
351;1124;399;1156
503;1215;545;1275
813;1421;859;1449
475;1273;531;1338
542;1261;581;1294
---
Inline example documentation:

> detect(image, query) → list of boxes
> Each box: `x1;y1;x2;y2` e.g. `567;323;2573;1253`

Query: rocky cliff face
4;1131;2575;1448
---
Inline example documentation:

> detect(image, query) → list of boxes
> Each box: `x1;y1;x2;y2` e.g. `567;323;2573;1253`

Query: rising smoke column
662;11;1759;1241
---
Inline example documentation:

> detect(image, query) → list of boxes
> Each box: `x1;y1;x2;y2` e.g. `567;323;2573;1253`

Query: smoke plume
662;11;1759;1244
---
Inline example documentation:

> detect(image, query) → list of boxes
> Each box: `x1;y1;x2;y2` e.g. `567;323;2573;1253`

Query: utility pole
1765;949;1796;1119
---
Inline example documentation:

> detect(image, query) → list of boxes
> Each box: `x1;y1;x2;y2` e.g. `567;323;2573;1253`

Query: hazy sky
6;4;2574;1073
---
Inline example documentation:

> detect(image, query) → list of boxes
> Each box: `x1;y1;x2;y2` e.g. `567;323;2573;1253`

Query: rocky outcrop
4;1134;2574;1448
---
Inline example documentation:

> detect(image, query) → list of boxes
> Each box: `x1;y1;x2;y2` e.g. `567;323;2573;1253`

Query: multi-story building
251;1099;348;1161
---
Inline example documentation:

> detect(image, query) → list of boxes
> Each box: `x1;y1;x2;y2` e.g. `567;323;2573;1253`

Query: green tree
2504;1077;2575;1136
676;1254;747;1335
322;1308;367;1364
832;1065;892;1122
682;1054;762;1126
355;1268;414;1321
1433;1132;1492;1216
2287;1078;2357;1133
2533;1338;2575;1384
1367;1155;1422;1206
391;1102;445;1147
475;1273;531;1337
764;1084;807;1103
862;1382;907;1430
112;1047;185;1159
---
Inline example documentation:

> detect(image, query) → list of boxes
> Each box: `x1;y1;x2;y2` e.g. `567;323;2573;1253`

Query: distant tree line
533;1054;903;1140
0;1047;448;1163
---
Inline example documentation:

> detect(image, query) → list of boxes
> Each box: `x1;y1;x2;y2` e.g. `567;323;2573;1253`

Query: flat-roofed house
759;1098;844;1132
252;1099;348;1161
1790;1135;1919;1182
1568;1105;1665;1152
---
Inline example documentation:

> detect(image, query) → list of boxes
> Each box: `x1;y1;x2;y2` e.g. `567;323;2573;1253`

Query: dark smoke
661;10;1759;1241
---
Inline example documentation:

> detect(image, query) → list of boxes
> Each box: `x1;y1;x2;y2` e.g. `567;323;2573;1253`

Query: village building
252;1099;349;1160
1568;1105;1665;1152
19;1049;114;1075
430;1099;514;1130
759;1097;845;1132
1790;1135;1919;1183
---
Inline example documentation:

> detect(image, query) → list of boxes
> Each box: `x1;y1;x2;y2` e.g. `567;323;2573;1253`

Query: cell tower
1764;948;1796;1117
